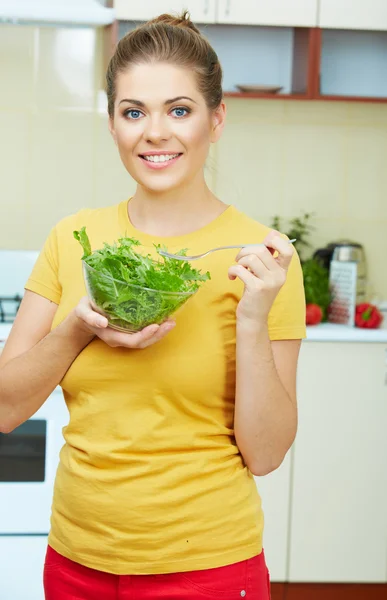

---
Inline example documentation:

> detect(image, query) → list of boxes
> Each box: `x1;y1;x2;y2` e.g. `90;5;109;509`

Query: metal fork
158;239;296;261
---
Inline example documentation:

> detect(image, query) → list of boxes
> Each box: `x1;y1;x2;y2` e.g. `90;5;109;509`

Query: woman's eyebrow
119;96;198;107
165;96;197;105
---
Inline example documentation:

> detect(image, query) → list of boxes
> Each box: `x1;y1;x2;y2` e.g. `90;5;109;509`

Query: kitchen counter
2;323;387;345
306;323;387;343
0;324;12;340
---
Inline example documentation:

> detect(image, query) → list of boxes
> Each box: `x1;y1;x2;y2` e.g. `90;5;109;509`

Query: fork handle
212;239;296;252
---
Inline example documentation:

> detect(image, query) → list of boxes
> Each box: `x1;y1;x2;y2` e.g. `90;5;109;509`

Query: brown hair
106;11;223;117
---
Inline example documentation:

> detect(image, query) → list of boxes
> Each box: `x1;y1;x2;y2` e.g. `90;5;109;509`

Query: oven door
0;388;69;533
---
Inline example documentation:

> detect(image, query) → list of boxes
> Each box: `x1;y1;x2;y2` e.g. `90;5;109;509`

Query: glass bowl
82;261;196;333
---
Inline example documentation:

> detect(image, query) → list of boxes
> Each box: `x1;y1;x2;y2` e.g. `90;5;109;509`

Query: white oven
0;386;69;534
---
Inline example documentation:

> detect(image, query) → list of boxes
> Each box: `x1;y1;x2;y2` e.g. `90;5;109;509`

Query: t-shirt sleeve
24;226;62;304
267;248;306;341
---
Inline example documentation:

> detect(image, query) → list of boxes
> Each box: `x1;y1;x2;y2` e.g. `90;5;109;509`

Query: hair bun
148;11;201;34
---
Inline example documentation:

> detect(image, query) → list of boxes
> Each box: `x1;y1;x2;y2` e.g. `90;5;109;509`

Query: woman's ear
210;101;226;143
108;117;118;146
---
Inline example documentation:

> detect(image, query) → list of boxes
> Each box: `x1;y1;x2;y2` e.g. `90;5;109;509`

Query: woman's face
109;62;225;193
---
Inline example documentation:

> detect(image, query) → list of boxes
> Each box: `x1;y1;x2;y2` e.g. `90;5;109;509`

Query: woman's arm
0;291;94;433
0;291;176;434
234;323;301;476
229;232;303;476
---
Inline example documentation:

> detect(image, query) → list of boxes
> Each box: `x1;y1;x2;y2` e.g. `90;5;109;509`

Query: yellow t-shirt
25;199;306;575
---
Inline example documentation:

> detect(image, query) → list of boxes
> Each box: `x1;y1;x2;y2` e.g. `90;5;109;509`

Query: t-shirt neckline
118;198;237;248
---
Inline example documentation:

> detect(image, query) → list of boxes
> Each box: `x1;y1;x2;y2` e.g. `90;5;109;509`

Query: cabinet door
217;0;318;27
319;0;387;31
114;1;217;23
255;450;292;581
289;342;387;582
0;536;48;600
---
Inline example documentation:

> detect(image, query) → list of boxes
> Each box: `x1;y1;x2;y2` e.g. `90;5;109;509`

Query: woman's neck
129;176;228;237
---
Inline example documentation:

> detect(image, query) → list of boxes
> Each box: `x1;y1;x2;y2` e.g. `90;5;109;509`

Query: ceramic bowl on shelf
235;84;283;94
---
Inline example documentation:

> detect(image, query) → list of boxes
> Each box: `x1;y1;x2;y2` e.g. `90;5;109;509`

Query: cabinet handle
204;0;209;14
225;0;231;16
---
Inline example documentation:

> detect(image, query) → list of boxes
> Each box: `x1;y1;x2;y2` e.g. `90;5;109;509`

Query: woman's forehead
115;62;201;103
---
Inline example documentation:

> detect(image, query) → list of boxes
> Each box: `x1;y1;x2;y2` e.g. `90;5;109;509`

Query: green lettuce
74;227;210;331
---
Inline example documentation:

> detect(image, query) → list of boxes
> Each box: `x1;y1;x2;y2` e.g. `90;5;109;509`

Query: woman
0;12;306;600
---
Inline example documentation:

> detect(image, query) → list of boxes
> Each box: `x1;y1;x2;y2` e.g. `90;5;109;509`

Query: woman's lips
139;154;182;170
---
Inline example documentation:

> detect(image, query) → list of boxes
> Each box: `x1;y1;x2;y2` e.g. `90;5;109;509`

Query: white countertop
2;322;387;344
306;323;387;343
0;324;12;341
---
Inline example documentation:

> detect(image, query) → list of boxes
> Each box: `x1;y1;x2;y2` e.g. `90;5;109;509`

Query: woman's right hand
73;296;176;349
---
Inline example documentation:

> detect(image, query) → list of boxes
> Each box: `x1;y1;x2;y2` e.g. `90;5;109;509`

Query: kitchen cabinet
217;0;318;27
319;28;387;99
289;342;387;582
255;451;292;581
114;1;217;23
0;536;48;600
319;0;387;32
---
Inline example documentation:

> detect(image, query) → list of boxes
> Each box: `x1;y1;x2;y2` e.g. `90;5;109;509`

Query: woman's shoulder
225;206;273;241
54;204;118;233
50;203;123;251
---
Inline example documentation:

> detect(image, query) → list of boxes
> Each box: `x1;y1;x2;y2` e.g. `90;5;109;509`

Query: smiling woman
0;10;306;600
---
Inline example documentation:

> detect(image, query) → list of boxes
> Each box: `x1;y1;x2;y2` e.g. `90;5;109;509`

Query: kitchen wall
1;24;386;299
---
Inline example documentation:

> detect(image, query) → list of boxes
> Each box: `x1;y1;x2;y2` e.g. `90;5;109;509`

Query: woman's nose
144;116;170;144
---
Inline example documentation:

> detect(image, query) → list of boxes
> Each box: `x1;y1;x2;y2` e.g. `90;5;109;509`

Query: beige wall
1;25;386;299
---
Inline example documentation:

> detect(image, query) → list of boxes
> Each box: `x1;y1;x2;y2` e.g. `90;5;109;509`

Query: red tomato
306;303;323;325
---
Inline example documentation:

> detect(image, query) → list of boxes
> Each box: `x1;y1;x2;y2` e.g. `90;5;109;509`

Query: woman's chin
135;174;186;195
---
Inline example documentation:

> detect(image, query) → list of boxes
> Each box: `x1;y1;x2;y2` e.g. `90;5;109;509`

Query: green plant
271;212;331;321
301;258;331;321
74;227;210;331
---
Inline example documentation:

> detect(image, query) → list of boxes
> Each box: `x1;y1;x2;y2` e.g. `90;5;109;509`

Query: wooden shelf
223;92;310;100
316;95;387;103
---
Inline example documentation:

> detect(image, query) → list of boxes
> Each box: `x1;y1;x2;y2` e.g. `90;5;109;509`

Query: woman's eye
125;109;144;120
171;107;189;118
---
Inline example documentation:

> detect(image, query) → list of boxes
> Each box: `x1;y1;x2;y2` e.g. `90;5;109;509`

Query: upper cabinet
319;0;387;31
216;0;318;27
114;1;217;23
115;1;318;27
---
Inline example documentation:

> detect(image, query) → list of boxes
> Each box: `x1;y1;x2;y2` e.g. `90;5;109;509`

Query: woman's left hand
228;230;294;326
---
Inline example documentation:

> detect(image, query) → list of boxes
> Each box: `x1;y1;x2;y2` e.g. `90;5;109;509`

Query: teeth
143;153;179;163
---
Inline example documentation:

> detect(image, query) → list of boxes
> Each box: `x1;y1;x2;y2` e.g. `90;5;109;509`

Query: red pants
44;545;271;599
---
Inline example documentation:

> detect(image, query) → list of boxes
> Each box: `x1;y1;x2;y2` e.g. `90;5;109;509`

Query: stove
0;295;22;323
0;250;39;345
0;296;22;345
0;245;60;340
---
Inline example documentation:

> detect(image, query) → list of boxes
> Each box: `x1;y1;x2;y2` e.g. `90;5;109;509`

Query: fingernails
95;318;106;328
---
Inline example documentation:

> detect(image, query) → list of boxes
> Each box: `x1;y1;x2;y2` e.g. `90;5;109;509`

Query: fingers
75;297;175;349
94;319;176;349
267;235;294;270
137;320;176;349
235;231;294;272
75;297;109;329
228;264;257;286
236;245;277;272
237;254;268;280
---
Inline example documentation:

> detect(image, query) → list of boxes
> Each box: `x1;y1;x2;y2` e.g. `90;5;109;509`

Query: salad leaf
73;227;92;259
73;228;210;331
